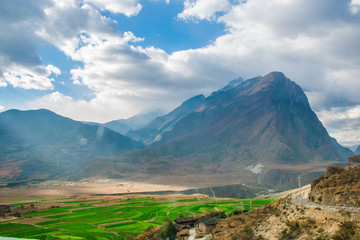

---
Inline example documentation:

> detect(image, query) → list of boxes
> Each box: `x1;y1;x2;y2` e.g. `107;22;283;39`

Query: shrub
159;220;177;240
348;155;360;164
327;166;344;175
332;221;356;240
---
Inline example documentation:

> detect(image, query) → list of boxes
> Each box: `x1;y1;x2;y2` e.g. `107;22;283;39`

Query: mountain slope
104;110;163;134
0;109;142;181
355;145;360;155
155;72;341;164
309;165;360;207
126;94;206;145
123;72;344;189
331;137;354;159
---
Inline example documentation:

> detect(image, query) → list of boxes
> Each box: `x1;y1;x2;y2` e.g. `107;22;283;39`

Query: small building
0;205;16;213
177;228;190;239
195;217;220;233
174;216;196;226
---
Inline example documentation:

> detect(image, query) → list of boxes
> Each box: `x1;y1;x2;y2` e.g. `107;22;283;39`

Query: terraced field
0;196;275;239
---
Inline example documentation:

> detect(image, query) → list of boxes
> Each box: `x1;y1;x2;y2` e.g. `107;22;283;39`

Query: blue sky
1;0;360;146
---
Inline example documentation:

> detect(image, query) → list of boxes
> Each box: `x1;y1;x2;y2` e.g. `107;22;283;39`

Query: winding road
292;198;360;212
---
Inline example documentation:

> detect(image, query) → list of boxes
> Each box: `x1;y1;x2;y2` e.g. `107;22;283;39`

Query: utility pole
298;176;302;205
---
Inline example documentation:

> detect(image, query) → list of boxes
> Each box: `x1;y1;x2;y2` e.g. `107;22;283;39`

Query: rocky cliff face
309;165;360;207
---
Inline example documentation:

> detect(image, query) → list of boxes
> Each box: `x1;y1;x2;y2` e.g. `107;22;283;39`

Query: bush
327;166;344;175
332;221;356;240
348;155;360;164
159;220;177;240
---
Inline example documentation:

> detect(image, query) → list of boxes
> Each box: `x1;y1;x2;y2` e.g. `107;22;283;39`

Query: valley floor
0;179;187;199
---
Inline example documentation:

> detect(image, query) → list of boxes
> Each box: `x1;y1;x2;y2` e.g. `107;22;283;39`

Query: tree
348;154;360;164
159;219;177;240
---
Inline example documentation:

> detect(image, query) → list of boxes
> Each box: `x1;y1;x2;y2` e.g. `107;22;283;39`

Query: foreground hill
123;72;347;189
0;109;142;181
309;164;360;207
213;200;360;240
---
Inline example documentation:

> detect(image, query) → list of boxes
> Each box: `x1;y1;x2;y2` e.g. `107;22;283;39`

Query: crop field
0;196;276;239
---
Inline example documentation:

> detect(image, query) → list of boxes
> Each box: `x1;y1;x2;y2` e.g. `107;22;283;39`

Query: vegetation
348;154;360;164
0;196;275;239
333;221;357;240
309;164;360;207
159;217;177;240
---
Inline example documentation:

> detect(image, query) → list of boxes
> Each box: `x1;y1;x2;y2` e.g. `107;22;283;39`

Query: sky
0;0;360;147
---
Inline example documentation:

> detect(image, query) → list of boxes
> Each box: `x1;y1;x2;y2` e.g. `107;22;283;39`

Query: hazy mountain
104;110;164;134
126;94;206;145
347;145;359;152
355;145;360;155
330;137;354;159
0;109;142;181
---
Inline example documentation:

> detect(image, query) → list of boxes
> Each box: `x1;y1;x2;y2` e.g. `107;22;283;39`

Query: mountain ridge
0;72;351;190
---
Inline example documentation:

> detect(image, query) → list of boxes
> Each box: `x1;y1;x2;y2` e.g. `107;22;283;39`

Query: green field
0;197;276;240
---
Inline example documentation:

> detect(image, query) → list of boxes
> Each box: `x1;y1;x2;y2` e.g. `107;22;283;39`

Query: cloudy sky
0;0;360;147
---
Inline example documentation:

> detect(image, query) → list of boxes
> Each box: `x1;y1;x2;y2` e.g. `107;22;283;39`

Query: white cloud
350;0;360;14
2;64;59;90
31;90;169;122
84;0;142;17
178;0;231;21
317;105;360;146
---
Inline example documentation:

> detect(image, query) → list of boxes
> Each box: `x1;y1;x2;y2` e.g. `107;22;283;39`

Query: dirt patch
0;179;188;199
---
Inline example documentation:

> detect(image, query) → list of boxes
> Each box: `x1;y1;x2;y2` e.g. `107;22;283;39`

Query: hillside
135;199;360;240
309;164;360;207
0;109;142;182
213;200;360;240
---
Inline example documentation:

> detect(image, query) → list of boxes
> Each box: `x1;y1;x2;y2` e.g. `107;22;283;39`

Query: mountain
0;109;142;181
104;110;164;135
330;137;354;159
355;145;360;155
126;94;206;145
123;72;345;189
209;77;244;97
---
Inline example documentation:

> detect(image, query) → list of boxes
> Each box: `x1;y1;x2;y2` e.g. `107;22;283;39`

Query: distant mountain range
101;110;164;135
0;109;142;181
355;145;360;155
126;94;206;145
0;72;356;190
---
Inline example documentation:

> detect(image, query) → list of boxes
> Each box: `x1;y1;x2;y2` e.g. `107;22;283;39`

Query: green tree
159;219;177;240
